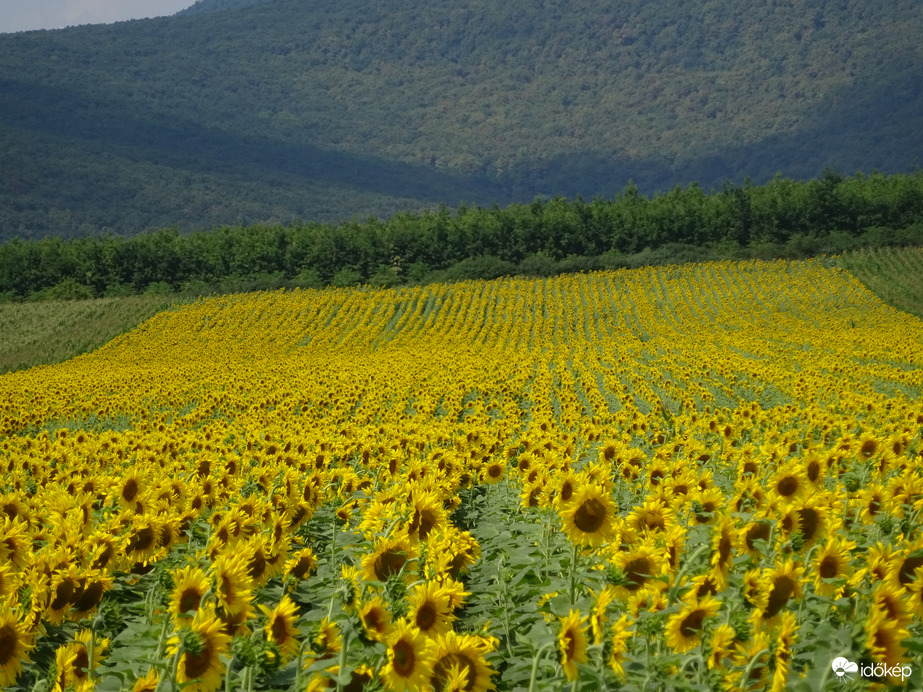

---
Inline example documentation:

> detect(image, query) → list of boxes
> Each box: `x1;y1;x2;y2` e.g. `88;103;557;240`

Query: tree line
1;170;922;302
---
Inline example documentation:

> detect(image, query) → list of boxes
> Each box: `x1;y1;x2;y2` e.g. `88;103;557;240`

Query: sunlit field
0;258;921;691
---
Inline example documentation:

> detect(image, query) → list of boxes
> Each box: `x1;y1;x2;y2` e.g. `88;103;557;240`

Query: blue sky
0;0;192;33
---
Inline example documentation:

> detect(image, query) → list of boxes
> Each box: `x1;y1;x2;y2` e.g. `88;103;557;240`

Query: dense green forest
1;170;921;301
0;0;921;240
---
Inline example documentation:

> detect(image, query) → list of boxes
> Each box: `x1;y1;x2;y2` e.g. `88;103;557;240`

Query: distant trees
0;170;921;301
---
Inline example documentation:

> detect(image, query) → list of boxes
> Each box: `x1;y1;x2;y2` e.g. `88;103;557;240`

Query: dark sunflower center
375;550;407;581
819;555;839;579
776;476;798;497
765;575;795;618
271;614;290;643
417;511;436;540
868;498;881;516
899;556;923;587
416;602;437;632
249;550;267;580
488;464;503;478
73;581;105;612
363;608;383;632
122;478;139;502
392;639;416;678
128;526;155;553
797;508;819;541
184;640;214;679
860;440;878;457
179;587;203;614
560;482;574;502
73;648;89;678
624;557;652;591
718;535;732;565
574;498;606;533
680;609;707;637
0;623;17;664
51;578;76;610
293;556;314;579
745;523;771;551
563;631;577;659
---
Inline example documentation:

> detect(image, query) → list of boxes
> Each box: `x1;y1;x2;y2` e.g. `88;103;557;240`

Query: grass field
0;254;921;690
838;246;923;318
0;294;187;374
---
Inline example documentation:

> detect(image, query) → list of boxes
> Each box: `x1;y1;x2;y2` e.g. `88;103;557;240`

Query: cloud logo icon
832;657;859;677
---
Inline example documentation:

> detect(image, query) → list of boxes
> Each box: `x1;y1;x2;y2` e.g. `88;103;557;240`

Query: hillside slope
1;0;921;240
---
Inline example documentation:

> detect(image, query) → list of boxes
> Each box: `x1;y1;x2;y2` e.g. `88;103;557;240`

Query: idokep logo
831;657;858;679
832;656;912;682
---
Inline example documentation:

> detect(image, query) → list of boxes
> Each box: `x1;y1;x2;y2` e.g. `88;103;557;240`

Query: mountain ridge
0;0;921;241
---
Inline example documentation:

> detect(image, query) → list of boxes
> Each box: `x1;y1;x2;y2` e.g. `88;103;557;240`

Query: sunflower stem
527;641;554;692
740;647;769;686
335;629;351;692
569;541;580;607
667;543;709;605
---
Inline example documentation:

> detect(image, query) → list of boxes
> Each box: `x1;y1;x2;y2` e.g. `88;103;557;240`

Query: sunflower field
0;257;922;691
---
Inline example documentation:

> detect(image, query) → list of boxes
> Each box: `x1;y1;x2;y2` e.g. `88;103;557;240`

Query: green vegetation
0;294;186;373
839;246;923;318
0;0;921;239
1;170;921;301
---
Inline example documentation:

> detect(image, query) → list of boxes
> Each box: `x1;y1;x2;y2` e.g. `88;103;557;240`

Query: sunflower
45;564;81;626
865;605;909;672
552;469;578;506
132;667;160;692
53;628;109;692
557;609;588;681
211;551;254;617
362;536;418;583
0;517;30;571
407;491;448;543
609;542;668;601
857;483;888;525
409;580;462;638
481;460;506;485
359;595;393;642
169;565;210;625
626;496;674;535
740;519;773;560
308;617;342;662
381;619;431;692
68;570;112;622
812;536;855;597
260;595;300;662
607;613;632;678
768;461;807;503
167;606;232;692
665;596;720;653
285;546;318;581
706;623;735;670
117;469;144;509
857;432;881;460
754;560;804;625
560;484;617;547
124;514;164;566
771;611;798;692
0;605;32;688
710;513;737;588
0;564;22;604
588;585;616;645
876;583;911;629
691;487;725;525
426;528;480;579
427;630;497;692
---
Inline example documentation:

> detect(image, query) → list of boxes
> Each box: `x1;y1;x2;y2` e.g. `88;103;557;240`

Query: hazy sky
0;0;193;34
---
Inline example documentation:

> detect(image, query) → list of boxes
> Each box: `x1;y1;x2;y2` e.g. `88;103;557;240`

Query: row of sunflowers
0;258;921;690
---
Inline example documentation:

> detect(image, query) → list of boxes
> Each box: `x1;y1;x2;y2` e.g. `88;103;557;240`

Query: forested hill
1;0;921;241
